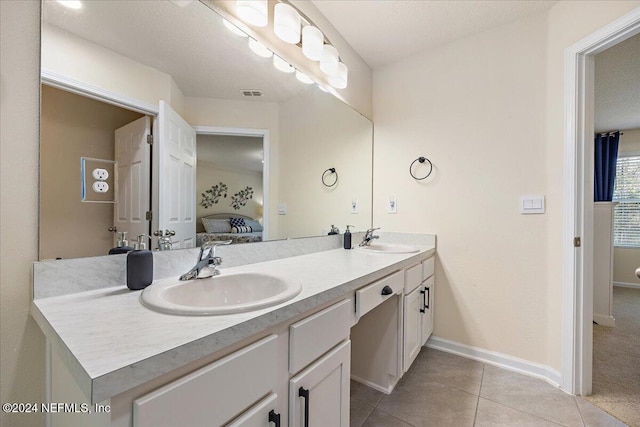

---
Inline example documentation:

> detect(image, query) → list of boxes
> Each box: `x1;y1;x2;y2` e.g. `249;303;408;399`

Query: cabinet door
227;393;281;427
403;286;422;372
421;276;434;345
289;340;350;427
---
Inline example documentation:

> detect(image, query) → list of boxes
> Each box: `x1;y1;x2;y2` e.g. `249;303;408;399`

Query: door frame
561;8;640;396
194;126;271;240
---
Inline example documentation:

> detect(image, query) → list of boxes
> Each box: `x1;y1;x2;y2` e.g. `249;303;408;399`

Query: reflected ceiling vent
241;90;263;97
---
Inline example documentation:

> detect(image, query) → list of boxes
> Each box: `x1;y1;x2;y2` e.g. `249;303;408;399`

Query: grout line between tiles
573;396;587;427
472;365;485;426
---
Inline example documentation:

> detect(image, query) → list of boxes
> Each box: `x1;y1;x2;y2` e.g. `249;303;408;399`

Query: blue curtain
594;131;620;202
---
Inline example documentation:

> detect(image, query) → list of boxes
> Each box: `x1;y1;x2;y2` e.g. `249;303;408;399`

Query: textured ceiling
595;33;640;133
311;0;558;69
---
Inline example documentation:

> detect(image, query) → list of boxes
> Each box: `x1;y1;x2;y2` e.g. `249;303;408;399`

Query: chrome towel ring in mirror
410;157;433;180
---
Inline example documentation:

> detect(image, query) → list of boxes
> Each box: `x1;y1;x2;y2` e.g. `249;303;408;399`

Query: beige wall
184;97;280;239
42;23;185;114
0;2;46;427
373;1;640;371
278;90;372;239
40;86;144;259
614;128;640;284
196;163;264;231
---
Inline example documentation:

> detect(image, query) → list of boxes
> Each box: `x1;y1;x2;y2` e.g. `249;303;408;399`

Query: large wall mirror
39;0;373;260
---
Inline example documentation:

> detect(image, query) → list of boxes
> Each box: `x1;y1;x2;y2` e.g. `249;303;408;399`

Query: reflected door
114;116;151;245
155;101;197;249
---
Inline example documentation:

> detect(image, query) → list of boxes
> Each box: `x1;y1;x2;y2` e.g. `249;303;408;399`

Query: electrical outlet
351;198;359;214
92;181;109;193
388;196;398;214
92;168;109;181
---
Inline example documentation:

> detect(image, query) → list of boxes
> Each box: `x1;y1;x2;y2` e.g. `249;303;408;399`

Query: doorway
562;6;640;401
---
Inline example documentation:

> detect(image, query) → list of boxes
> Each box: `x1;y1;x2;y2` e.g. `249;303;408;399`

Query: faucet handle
200;240;232;259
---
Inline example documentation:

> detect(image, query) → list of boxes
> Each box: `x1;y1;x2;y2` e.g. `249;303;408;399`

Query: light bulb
295;70;313;84
274;3;301;44
302;26;323;61
320;45;339;76
273;56;295;73
56;0;82;9
248;39;273;58
236;0;268;27
329;62;348;89
223;19;248;37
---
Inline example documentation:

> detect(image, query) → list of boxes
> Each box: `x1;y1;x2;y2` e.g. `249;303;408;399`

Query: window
612;154;640;247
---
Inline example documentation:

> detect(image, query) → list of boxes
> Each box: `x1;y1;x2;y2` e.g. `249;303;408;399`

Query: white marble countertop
32;243;435;403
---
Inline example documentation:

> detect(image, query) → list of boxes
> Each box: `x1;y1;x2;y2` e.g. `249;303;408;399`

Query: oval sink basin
140;272;302;316
356;243;420;254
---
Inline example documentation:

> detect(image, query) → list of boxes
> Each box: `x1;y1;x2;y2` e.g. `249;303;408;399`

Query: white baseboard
351;374;395;395
593;314;616;327
426;336;562;389
613;281;640;289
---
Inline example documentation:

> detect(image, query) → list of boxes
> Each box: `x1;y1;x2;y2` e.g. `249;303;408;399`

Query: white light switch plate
520;195;545;214
351;198;359;214
388;196;398;214
278;204;287;215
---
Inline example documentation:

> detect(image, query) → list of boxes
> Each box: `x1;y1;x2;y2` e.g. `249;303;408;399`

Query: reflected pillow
244;219;263;232
229;217;246;228
202;218;232;234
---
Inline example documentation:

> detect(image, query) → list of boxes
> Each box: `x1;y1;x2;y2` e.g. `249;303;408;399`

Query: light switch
388;196;398;214
278;204;287;215
520;196;545;214
351;197;359;214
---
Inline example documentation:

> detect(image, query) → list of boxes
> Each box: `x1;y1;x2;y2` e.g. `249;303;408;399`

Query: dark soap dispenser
127;234;153;290
344;225;353;249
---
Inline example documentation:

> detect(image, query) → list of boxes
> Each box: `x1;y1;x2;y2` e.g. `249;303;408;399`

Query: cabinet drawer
133;335;278;427
289;299;351;375
226;393;278;427
404;264;422;293
357;270;404;318
422;257;435;281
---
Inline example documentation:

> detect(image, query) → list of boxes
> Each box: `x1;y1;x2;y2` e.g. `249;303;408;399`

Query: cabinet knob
381;285;393;296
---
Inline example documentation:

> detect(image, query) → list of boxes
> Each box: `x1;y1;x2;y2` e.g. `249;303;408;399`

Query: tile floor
351;348;628;427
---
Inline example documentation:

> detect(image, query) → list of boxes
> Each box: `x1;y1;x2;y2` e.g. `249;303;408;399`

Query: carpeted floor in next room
586;286;640;427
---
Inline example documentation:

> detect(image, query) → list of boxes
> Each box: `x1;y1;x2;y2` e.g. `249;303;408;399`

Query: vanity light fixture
274;3;300;44
56;0;82;9
295;70;313;84
223;18;248;37
301;26;324;61
329;62;348;89
248;38;273;58
273;55;295;73
236;0;268;27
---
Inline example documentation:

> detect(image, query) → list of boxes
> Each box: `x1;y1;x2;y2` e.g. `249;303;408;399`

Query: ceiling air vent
241;90;263;97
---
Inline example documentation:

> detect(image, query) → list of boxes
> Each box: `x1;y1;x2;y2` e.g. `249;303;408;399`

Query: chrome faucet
359;227;381;246
154;229;175;251
179;240;232;281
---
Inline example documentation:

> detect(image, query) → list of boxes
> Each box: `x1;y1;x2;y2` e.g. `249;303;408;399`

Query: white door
114;116;151;245
154;101;197;249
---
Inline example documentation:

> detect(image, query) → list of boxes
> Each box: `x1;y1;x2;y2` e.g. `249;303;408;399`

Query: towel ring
322;168;338;187
409;157;433;180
